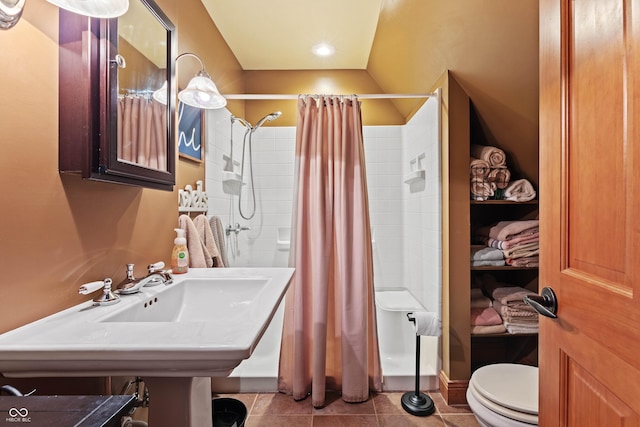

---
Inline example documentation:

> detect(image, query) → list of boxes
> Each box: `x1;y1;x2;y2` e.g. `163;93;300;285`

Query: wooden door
539;0;640;425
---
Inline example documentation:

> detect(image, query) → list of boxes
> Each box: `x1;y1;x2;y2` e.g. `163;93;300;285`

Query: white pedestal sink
0;268;294;427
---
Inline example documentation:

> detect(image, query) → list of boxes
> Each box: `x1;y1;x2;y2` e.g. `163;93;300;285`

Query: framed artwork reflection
177;101;204;163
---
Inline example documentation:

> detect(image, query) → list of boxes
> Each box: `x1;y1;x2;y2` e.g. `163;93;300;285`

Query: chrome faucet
225;223;251;236
117;262;174;295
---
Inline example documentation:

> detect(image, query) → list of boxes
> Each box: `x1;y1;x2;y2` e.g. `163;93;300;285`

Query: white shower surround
205;97;442;392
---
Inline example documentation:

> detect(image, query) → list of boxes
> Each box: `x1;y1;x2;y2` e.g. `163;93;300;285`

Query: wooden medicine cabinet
58;0;176;191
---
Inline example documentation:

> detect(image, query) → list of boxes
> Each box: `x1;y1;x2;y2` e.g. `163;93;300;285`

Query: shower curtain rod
223;93;436;100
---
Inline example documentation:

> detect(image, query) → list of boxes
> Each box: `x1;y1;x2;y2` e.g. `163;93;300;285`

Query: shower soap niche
403;170;426;184
404;153;426;191
222;171;245;195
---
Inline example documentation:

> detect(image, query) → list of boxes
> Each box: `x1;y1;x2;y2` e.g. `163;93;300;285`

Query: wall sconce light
1;0;129;30
0;0;25;29
153;52;227;110
46;0;128;18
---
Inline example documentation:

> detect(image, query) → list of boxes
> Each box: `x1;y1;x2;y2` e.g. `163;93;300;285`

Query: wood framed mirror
58;0;176;191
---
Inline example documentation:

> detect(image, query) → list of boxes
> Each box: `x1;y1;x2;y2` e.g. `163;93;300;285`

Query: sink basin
101;277;269;323
0;267;293;426
0;268;294;378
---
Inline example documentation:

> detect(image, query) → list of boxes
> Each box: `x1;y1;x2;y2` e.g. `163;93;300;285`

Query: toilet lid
470;363;538;415
469;381;538;425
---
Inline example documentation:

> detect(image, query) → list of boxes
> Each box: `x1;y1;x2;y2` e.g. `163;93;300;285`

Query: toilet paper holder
401;312;435;417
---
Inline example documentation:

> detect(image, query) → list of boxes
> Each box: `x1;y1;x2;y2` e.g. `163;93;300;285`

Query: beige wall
0;0;242;337
0;0;538;394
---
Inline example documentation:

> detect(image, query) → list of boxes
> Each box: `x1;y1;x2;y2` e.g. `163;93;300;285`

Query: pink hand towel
178;214;210;268
471;307;503;326
193;214;225;267
489;220;539;241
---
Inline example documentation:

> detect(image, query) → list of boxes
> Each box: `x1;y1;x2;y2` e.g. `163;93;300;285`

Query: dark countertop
0;395;136;427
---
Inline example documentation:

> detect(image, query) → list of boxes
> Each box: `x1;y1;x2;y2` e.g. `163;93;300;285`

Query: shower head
253;111;282;130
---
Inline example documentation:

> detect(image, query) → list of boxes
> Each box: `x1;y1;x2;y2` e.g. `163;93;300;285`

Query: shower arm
231;115;251;129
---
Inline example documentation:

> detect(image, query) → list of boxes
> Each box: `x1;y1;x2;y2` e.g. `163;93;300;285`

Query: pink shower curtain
117;96;167;170
278;95;382;408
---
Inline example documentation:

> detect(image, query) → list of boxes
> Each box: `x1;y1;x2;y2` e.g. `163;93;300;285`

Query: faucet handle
80;278;120;306
79;280;105;295
148;261;165;273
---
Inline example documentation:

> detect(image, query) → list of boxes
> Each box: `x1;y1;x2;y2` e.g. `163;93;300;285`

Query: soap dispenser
171;228;189;274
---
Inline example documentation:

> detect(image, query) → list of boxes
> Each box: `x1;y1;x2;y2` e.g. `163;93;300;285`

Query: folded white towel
471;259;506;267
504;179;536;202
471;246;504;261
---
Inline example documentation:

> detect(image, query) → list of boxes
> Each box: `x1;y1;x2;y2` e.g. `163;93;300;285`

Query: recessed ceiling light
312;43;336;57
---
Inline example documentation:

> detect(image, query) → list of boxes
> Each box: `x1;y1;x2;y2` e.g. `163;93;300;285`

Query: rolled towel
471;144;507;167
412;311;441;336
470;157;490;179
471;177;496;200
487;167;511;189
504;179;536;202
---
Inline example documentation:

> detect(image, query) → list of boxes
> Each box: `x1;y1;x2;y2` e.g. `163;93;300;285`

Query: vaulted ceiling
196;0;539;160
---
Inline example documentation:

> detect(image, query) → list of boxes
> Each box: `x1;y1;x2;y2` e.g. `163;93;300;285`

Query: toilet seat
468;381;538;425
467;387;536;427
468;363;538;426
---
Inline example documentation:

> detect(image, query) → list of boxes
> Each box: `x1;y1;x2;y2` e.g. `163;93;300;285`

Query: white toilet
466;363;538;427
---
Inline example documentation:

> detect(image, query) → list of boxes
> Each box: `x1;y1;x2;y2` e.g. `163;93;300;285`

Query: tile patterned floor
213;391;481;427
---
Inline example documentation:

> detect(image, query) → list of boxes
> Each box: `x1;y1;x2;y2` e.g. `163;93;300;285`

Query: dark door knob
523;287;558;318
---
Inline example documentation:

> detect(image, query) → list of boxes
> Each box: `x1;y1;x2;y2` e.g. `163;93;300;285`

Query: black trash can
212;397;247;427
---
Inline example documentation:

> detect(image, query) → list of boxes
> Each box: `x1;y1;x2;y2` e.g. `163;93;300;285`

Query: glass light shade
152;80;168;105
46;0;129;18
0;0;25;30
178;75;227;110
